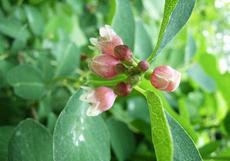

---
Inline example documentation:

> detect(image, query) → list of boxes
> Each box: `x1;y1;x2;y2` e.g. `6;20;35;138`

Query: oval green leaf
8;119;53;161
112;0;135;50
146;91;173;161
7;64;45;100
53;89;110;161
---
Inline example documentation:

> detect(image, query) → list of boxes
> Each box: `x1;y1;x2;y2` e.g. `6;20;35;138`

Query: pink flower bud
114;82;132;96
150;65;181;92
138;60;149;72
90;55;120;79
80;87;117;116
90;25;123;56
114;45;132;61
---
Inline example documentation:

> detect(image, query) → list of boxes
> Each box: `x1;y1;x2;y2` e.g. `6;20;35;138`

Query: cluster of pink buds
81;25;181;116
89;25;133;79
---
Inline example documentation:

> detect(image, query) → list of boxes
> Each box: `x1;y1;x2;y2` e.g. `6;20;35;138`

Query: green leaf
147;0;195;61
188;63;216;93
8;119;53;161
24;5;45;36
166;112;203;161
0;17;30;41
127;96;150;123
112;0;135;49
198;53;230;106
0;60;13;87
224;112;230;135
0;126;14;161
7;64;45;100
199;141;220;158
106;118;135;161
134;19;153;59
185;32;196;64
146;91;173;161
138;79;198;142
54;42;80;77
53;89;110;161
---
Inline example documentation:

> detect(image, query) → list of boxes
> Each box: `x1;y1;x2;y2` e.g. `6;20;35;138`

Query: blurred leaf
223;112;230;135
0;35;8;52
199;141;220;158
24;5;44;36
130;119;152;142
8;119;53;161
0;126;14;161
188;63;216;93
134;19;153;60
146;91;173;161
47;112;57;133
166;112;203;161
7;64;45;100
0;0;12;13
214;146;230;161
198;54;230;106
53;89;110;161
127;96;150;123
0;60;13;87
185;32;196;64
0;17;30;41
107;118;135;161
148;0;195;60
112;0;135;49
28;0;44;5
142;0;163;20
66;0;83;15
55;42;80;77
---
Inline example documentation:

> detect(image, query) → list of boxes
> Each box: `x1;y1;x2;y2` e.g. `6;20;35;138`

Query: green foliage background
0;0;230;161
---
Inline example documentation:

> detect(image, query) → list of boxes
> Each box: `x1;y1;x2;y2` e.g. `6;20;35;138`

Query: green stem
134;85;146;96
147;48;157;63
88;74;128;86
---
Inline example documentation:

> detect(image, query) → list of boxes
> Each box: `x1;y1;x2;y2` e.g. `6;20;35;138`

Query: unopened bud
150;65;181;92
115;63;126;73
114;82;132;96
90;55;120;79
114;45;132;61
138;60;149;72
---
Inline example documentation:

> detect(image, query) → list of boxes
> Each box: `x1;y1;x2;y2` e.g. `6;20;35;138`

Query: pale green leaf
7;64;45;100
8;119;53;161
24;5;45;36
188;63;216;93
53;89;110;161
134;19;153;60
107;118;135;161
112;0;135;49
55;42;80;77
